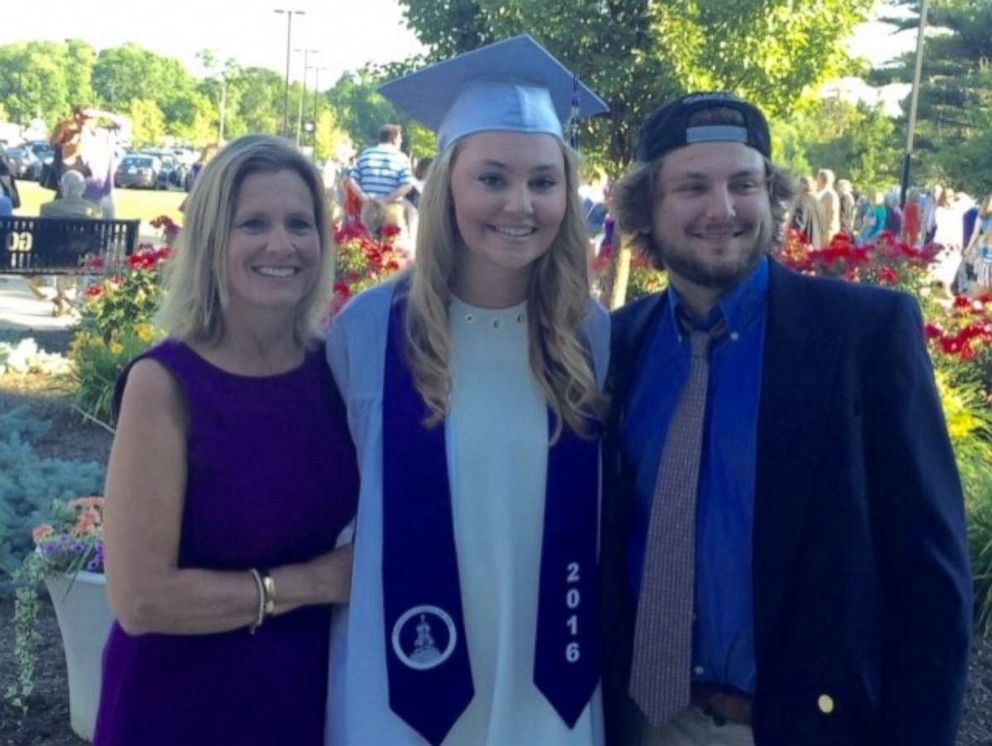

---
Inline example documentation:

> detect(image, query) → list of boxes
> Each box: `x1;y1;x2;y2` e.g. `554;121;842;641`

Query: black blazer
601;260;972;746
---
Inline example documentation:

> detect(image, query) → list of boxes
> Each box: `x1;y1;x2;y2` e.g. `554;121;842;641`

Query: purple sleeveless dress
94;339;358;746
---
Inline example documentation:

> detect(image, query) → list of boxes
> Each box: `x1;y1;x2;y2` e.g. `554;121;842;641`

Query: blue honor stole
382;285;601;745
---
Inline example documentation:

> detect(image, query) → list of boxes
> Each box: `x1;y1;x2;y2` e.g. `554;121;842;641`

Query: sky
0;0;916;98
0;0;428;84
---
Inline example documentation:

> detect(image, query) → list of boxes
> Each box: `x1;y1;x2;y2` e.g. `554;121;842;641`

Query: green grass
13;180;185;239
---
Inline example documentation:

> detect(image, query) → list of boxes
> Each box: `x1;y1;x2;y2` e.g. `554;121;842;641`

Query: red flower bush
780;230;940;288
925;296;992;364
150;214;181;242
782;230;992;372
331;223;407;317
126;244;172;271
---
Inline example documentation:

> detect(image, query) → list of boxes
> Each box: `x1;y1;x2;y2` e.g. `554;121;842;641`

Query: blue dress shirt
622;257;768;695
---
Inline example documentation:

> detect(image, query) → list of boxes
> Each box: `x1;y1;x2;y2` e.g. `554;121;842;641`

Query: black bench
0;216;140;274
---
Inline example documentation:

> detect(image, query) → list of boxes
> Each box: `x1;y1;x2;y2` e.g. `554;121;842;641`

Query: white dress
325;281;609;746
931;205;965;290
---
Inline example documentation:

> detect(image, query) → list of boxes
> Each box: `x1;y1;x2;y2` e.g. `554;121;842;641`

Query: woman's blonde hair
158;135;331;346
404;136;603;439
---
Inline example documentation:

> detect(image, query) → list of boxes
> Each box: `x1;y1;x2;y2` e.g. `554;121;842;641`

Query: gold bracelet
248;568;266;634
259;569;276;617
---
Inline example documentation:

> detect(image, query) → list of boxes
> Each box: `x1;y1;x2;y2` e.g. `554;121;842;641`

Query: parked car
140;149;188;190
115;154;162;189
5;146;43;180
172;148;198;168
26;141;54;166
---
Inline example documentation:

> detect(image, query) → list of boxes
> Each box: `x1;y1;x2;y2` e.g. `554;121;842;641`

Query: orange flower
32;524;54;545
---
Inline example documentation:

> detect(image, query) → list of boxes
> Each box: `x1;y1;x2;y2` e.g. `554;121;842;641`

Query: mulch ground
0;595;86;746
1;330;990;744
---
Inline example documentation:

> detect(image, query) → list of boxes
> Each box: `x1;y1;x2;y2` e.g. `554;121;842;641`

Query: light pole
274;8;305;138
294;48;318;146
900;0;930;207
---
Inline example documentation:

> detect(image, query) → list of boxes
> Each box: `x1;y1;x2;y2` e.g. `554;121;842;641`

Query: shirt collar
667;256;769;340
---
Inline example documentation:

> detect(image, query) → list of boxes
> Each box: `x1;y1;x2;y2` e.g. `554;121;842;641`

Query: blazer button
817;694;835;715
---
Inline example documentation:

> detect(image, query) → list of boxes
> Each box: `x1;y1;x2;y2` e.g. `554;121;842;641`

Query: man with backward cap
600;92;972;745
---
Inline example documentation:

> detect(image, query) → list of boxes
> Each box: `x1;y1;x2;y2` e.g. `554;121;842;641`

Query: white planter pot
45;571;114;743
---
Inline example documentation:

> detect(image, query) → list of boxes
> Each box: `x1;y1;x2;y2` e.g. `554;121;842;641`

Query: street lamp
294;48;318;146
274;8;305;138
900;0;930;207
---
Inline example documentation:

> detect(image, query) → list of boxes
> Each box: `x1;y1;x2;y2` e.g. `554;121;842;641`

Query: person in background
326;35;610;746
33;170;104;315
94;135;359;746
53;106;129;219
40;170;102;218
964;194;992;296
837;179;855;235
932;188;965;294
815;168;840;246
603;91;970;746
789;176;824;247
922;183;943;244
903;188;922;247
856;190;887;244
339;155;363;228
349;124;416;237
407;157;434;210
22;170;102;315
963;198;981;252
0;144;20;214
883;190;903;237
189;144;220;191
179;144;220;213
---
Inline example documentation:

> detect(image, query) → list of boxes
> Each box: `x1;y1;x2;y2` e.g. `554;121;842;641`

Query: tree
0;42;75;126
326;70;406;151
63;39;96;110
313;108;353;163
128;99;167;146
224;67;284;137
772;98;902;192
92;44;197;115
324;69;436;160
874;0;992;192
397;0;876;172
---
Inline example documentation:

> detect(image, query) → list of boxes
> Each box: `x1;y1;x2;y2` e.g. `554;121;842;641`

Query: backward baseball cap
635;92;771;163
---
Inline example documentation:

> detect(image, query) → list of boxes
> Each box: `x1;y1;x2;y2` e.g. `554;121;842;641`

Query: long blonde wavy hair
404;136;604;440
157;135;332;346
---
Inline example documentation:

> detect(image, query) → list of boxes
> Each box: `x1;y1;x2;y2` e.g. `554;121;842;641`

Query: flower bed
332;222;406;316
69;242;170;426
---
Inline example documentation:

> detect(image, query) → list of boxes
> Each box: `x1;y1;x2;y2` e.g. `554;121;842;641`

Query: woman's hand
271;543;354;615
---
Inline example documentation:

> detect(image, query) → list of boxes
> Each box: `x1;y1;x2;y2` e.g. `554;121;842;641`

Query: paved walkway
0;275;79;333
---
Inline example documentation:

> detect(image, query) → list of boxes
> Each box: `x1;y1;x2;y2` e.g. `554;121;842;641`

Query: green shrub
969;472;992;638
0;406;104;582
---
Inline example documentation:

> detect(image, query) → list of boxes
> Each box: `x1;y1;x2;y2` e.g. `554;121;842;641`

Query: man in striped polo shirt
348;124;416;242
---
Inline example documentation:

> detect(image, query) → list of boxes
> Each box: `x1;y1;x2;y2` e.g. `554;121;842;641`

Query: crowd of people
73;32;974;746
785;167;992;297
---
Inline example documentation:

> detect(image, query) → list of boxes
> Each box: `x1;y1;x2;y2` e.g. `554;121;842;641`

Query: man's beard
650;222;774;290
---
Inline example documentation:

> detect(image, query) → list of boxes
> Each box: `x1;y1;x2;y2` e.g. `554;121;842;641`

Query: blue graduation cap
378;34;609;153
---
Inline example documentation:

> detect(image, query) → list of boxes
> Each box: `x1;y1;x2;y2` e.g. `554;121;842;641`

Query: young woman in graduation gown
325;35;610;746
